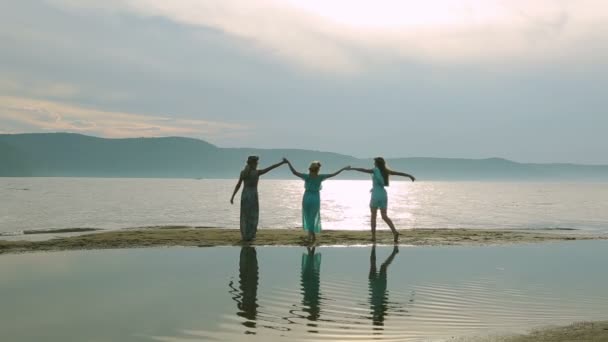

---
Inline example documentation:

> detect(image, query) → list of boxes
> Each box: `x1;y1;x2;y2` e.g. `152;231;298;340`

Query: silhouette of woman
285;158;349;243
348;157;415;242
231;156;286;241
368;244;399;326
228;246;260;331
301;246;322;325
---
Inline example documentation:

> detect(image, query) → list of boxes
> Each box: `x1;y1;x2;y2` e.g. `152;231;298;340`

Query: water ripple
150;245;608;341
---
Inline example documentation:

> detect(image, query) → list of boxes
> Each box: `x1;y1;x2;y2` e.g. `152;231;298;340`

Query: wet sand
464;321;608;341
0;227;604;254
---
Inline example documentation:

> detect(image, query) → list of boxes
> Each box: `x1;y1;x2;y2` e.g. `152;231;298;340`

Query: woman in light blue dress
348;157;415;242
230;156;286;241
285;158;349;243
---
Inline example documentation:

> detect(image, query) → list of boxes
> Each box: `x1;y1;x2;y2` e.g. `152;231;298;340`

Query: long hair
241;164;253;179
242;156;258;178
374;157;389;186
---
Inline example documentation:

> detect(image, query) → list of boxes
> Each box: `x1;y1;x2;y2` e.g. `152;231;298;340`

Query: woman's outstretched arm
347;167;373;174
285;159;305;179
258;159;287;176
322;166;350;179
388;169;415;181
230;174;243;204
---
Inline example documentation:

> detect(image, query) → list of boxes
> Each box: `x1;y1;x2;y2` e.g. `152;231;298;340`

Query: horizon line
2;131;607;167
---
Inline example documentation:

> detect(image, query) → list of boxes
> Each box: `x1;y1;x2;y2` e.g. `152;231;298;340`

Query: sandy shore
462;321;608;341
0;227;604;254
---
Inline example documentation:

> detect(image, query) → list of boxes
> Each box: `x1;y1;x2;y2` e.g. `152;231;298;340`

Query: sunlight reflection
4;179;607;233
321;180;418;230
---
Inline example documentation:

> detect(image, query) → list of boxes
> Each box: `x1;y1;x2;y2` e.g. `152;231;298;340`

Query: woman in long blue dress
285;158;349;243
230;156;286;241
348;157;415;242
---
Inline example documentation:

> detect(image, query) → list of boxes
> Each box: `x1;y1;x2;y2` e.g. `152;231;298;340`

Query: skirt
240;187;259;240
302;190;321;233
370;187;388;209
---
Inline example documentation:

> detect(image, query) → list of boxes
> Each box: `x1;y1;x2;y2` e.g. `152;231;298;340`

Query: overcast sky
1;0;607;163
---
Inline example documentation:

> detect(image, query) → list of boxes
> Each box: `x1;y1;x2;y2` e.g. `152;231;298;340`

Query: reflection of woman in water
228;246;259;331
368;244;399;326
230;156;287;241
301;246;322;323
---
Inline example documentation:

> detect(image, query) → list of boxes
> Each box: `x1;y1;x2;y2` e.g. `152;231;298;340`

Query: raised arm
388;169;415;182
346;167;373;174
258;159;287;176
285;159;305;179
322;166;350;180
230;173;244;204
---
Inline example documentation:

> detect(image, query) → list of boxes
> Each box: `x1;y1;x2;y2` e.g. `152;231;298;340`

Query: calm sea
1;178;608;235
2;242;608;341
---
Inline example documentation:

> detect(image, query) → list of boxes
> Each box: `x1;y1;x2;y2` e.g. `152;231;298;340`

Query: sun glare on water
284;0;504;30
320;180;418;230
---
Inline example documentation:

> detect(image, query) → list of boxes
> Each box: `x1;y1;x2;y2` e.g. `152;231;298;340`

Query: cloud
0;96;249;141
45;0;361;72
45;0;608;72
0;253;76;277
0;76;131;103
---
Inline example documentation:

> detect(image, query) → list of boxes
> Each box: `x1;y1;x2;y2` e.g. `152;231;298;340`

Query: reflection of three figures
230;245;399;333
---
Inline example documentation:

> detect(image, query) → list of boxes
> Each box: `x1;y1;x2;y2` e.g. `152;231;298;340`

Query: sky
1;0;607;164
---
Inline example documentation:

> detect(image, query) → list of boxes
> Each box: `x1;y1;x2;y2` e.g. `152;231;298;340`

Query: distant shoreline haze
1;133;607;180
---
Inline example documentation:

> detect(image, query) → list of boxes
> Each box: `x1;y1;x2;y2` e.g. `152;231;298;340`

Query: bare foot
393;232;399;243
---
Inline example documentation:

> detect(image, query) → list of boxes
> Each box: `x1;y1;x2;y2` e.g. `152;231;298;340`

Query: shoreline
1;227;605;254
466;321;608;342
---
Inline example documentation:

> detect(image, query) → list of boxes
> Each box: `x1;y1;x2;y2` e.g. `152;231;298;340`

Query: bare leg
380;245;399;274
380;208;399;243
370;207;378;242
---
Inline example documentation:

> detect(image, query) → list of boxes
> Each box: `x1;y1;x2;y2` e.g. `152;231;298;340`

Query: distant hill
1;133;607;180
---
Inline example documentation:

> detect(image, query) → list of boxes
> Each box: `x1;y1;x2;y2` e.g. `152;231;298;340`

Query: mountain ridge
1;133;606;180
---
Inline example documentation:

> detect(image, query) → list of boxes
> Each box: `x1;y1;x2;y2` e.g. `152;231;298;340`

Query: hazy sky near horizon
1;0;607;164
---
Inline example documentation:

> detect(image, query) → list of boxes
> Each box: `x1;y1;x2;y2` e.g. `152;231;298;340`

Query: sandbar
1;227;605;254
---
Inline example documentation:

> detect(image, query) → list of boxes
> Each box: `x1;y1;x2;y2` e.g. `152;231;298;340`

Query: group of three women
230;156;415;244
